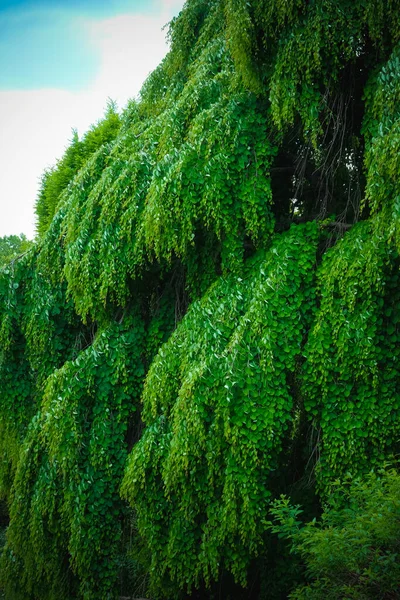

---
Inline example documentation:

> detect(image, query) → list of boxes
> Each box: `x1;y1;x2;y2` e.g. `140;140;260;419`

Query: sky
0;0;185;238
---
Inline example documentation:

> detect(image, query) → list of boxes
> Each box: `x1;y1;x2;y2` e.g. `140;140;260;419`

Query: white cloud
159;0;186;11
84;12;171;107
0;1;184;239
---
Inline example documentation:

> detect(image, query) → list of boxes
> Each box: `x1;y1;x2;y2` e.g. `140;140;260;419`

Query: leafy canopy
0;1;399;598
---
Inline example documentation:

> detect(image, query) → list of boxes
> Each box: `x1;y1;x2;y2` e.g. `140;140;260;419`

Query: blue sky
0;0;184;237
0;0;169;89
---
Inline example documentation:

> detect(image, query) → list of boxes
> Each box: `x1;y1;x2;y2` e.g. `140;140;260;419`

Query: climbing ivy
363;44;400;254
121;224;318;594
0;313;145;599
57;25;276;322
302;221;400;492
0;1;400;598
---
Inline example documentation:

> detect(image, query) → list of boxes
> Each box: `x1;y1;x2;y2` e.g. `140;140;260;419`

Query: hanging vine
0;1;400;598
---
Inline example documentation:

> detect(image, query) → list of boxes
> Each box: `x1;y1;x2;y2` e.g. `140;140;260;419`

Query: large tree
0;1;399;598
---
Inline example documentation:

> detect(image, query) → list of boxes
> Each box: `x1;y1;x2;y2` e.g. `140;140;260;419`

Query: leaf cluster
0;1;400;598
268;469;400;599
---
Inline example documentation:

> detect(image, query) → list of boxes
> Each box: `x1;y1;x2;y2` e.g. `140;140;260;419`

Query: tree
35;100;121;237
0;1;399;598
0;234;31;267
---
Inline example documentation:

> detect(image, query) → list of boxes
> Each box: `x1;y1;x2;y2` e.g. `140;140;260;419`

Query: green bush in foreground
269;469;400;599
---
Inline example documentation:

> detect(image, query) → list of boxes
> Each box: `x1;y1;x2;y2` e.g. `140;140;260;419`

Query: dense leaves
35;101;121;237
0;235;31;267
0;0;400;598
122;224;318;593
302;221;400;491
0;314;145;599
268;469;400;599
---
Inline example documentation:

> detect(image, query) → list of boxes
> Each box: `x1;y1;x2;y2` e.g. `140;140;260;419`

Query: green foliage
363;44;400;256
0;313;145;600
268;469;400;599
0;256;35;498
0;233;86;501
1;1;400;598
0;522;5;600
121;224;318;594
302;221;400;491
46;13;276;323
35;101;121;237
0;235;31;267
223;0;261;93
222;1;400;142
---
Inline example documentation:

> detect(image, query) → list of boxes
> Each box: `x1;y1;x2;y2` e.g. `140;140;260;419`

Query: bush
268;469;400;599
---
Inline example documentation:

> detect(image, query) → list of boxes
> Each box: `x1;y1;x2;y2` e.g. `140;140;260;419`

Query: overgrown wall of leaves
0;1;399;598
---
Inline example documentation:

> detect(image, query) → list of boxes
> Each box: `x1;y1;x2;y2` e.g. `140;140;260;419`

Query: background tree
0;234;31;267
